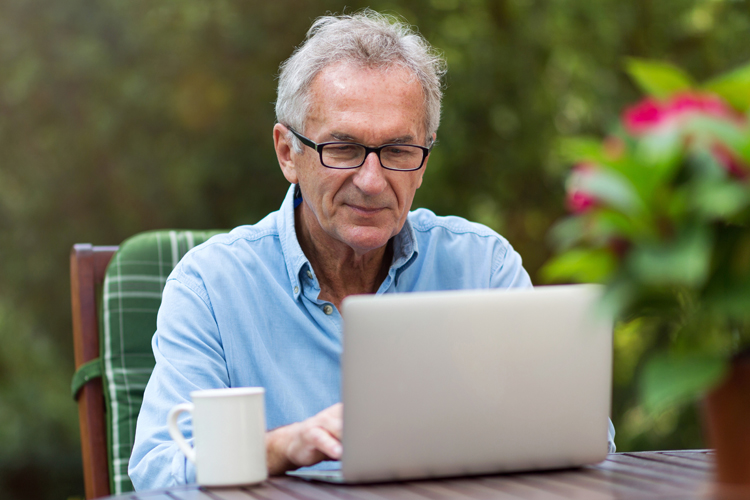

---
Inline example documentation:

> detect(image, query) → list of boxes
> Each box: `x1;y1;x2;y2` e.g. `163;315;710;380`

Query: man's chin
339;227;395;255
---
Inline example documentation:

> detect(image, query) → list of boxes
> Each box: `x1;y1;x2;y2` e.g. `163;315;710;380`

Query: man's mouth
347;204;386;215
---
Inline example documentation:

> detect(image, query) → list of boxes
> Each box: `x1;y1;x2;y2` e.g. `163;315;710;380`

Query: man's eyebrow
330;132;358;142
386;135;416;144
329;132;417;144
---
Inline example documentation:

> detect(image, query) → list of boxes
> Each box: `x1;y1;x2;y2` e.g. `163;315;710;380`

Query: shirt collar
278;184;308;300
390;214;419;284
277;183;420;299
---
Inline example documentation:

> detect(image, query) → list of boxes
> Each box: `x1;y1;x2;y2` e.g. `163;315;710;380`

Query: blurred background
1;0;749;498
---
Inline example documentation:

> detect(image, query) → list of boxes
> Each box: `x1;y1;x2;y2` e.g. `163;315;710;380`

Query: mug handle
167;403;197;464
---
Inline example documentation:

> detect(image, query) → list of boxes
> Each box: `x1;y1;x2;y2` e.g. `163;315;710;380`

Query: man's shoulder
408;208;508;241
209;217;281;248
402;208;530;289
197;215;278;251
172;212;283;278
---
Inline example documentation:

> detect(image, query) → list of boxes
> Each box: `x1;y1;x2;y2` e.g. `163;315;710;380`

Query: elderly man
129;10;575;490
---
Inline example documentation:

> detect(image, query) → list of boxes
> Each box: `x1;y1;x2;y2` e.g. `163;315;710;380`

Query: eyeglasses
287;127;431;171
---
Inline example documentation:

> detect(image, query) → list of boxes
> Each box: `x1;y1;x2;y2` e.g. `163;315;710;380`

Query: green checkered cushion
100;229;225;494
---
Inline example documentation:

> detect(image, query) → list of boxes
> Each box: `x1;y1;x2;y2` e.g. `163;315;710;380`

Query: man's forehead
305;62;427;139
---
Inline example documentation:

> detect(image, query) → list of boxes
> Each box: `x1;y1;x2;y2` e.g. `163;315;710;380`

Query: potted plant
543;58;750;487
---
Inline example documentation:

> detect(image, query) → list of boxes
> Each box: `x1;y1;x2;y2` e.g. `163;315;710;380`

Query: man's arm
129;273;344;488
490;241;533;289
129;277;229;489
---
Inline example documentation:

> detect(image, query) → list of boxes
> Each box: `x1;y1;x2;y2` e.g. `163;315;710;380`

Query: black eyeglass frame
286;126;432;172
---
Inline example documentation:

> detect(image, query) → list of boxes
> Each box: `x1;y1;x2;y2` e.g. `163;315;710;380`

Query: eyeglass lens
321;144;423;170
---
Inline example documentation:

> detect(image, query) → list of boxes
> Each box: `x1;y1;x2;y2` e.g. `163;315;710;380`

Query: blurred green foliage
543;59;750;416
1;0;749;498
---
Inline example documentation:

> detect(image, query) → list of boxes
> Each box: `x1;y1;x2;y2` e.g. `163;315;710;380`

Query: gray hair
275;9;447;152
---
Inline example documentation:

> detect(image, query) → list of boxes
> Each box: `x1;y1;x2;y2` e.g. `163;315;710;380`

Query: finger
309;426;343;460
327;420;342;441
317;403;343;439
319;402;342;417
330;402;343;419
319;414;343;440
286;429;326;467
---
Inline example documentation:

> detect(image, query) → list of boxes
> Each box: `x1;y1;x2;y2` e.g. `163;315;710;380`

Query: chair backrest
71;229;225;499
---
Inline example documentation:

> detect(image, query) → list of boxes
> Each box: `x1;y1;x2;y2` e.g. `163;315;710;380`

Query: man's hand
266;403;342;475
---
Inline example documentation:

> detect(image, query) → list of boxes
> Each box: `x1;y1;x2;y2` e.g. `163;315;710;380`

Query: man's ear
416;132;436;189
273;123;299;184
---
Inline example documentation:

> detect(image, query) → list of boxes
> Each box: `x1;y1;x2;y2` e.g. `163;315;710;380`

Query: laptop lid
339;284;613;483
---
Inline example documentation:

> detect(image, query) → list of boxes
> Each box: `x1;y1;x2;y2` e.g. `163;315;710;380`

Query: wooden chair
70;230;226;499
70;243;118;499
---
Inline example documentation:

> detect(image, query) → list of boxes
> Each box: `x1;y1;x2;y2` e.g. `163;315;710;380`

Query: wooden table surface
105;450;719;500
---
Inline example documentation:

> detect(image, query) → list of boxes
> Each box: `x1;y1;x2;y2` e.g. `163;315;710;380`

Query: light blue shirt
129;184;613;490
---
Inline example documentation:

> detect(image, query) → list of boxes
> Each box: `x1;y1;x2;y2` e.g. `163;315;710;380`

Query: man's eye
384;146;416;156
325;144;360;154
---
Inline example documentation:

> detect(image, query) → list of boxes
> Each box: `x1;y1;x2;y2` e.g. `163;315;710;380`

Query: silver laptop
288;284;613;483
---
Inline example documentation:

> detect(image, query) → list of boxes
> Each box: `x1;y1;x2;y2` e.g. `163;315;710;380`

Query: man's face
276;62;431;256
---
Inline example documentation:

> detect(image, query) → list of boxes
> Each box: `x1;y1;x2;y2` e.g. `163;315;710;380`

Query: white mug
167;387;267;486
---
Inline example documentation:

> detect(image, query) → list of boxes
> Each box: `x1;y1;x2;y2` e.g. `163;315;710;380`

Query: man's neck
295;204;393;311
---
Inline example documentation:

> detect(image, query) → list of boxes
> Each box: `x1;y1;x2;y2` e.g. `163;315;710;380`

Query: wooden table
105;450;719;500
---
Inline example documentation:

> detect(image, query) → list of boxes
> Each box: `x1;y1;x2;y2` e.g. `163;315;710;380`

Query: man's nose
352;151;388;195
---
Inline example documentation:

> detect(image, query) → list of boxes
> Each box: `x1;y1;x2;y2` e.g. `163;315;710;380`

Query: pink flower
566;163;598;213
623;92;737;136
567;191;597;213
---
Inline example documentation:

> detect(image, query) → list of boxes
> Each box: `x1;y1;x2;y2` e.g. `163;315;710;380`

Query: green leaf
625;58;694;99
557;137;604;164
540;248;616;284
690;181;750;219
592;210;639;240
640;353;727;415
687;114;750;159
579;169;644;215
688;115;750;166
599;278;637;319
703;61;750;111
634;128;683;183
547;216;588;251
629;224;713;287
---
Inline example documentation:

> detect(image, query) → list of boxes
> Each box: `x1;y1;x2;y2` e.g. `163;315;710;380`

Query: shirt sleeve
608;419;616;453
129;276;229;490
490;242;533;289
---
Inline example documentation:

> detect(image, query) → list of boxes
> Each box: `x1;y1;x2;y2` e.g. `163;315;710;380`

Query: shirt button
323;304;333;315
293;286;299;294
307;270;313;279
